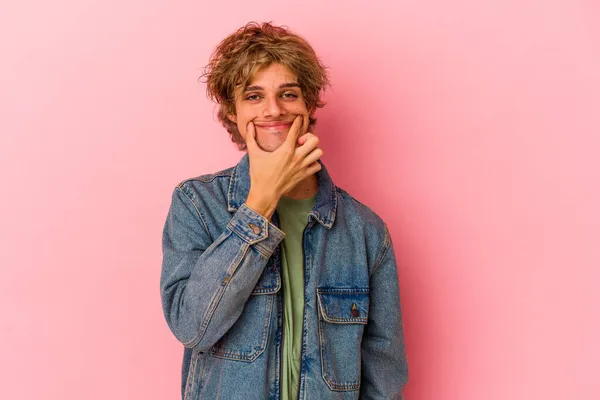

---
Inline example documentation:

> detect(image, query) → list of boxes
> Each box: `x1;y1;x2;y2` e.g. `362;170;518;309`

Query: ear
227;113;237;123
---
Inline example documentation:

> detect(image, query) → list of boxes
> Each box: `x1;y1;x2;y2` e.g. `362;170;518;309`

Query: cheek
233;108;251;136
290;100;308;112
286;105;309;118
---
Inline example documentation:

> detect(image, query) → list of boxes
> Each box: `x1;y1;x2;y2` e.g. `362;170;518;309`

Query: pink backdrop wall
2;1;599;399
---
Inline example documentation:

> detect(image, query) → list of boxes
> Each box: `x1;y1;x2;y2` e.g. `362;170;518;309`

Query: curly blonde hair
200;21;331;151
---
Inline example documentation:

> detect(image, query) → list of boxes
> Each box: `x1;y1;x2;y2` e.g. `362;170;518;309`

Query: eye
244;94;261;101
282;92;298;99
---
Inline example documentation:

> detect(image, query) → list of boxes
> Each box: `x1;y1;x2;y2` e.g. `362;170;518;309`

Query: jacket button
248;223;262;235
351;303;359;318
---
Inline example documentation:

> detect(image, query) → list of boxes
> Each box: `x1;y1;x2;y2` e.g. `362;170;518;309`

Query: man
160;21;408;399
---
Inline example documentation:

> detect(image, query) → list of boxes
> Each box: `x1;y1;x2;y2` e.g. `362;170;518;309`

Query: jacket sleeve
360;225;409;399
160;186;285;351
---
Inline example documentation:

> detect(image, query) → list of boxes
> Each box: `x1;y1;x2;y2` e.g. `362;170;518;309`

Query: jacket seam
176;186;212;242
178;170;233;185
183;350;199;400
185;241;250;348
253;244;272;259
209;294;274;362
316;294;362;391
192;173;231;183
371;224;392;275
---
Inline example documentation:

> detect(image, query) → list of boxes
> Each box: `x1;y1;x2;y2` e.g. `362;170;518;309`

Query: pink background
2;1;599;399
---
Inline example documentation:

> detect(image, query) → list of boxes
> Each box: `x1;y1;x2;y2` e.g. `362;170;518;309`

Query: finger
245;121;259;153
301;161;322;178
297;132;310;146
301;146;324;167
302;114;310;135
284;115;304;148
296;133;320;157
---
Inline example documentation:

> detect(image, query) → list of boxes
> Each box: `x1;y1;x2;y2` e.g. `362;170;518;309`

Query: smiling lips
254;121;293;131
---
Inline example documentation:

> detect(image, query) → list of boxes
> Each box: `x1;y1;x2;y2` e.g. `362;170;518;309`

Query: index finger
284;115;304;148
301;114;309;136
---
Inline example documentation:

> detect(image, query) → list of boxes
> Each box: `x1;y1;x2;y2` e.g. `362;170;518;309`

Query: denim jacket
160;153;408;399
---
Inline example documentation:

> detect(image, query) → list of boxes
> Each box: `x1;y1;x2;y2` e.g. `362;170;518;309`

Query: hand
245;115;323;219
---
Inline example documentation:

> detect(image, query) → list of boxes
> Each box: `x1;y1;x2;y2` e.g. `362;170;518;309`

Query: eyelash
244;93;298;101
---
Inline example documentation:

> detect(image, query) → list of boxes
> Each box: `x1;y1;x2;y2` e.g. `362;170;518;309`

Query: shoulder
334;186;390;256
170;165;235;208
334;186;393;274
335;186;388;231
176;165;235;189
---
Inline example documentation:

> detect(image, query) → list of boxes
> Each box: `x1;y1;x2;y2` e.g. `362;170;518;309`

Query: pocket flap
316;288;369;324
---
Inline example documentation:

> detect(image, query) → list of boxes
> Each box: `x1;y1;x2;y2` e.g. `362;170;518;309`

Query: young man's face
228;63;311;152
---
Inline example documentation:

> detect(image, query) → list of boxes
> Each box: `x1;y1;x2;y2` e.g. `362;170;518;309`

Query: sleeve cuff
227;203;286;253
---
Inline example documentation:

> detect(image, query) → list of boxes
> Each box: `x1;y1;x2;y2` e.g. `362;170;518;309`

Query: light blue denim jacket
160;153;408;399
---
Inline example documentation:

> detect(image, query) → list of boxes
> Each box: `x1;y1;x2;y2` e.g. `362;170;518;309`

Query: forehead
248;63;298;86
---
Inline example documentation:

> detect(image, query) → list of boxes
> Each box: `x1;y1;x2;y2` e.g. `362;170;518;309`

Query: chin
256;133;286;145
259;140;285;152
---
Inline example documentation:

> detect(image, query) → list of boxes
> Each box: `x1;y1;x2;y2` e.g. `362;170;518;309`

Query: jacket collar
228;153;337;229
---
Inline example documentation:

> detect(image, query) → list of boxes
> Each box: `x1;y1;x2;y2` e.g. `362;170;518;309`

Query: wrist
245;190;280;220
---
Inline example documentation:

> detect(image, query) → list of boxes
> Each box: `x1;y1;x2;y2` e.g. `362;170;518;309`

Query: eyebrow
243;82;301;92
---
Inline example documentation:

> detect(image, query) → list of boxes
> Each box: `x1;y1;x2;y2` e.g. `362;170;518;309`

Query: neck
282;174;318;200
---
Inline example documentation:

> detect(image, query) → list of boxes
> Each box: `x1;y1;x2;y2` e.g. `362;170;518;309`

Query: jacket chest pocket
209;260;280;362
317;287;369;391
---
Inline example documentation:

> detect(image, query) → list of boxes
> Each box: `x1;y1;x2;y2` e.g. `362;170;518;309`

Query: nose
262;94;284;118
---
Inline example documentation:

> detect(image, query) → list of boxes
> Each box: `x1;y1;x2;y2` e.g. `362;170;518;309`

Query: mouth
254;121;293;131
